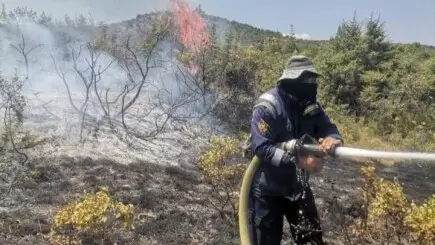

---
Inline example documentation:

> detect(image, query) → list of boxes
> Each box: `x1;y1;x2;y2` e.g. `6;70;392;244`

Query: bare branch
10;33;43;78
119;35;160;114
32;93;61;120
85;43;114;116
4;103;29;167
70;45;92;112
80;103;89;142
50;53;80;113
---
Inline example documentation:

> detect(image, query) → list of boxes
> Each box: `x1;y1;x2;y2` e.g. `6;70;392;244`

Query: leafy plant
51;186;134;244
196;135;247;235
405;195;435;244
350;163;435;244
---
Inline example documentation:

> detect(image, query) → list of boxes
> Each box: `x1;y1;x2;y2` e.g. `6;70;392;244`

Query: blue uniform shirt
250;87;342;198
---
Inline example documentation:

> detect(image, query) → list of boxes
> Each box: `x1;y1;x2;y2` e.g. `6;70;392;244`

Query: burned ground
0;154;433;245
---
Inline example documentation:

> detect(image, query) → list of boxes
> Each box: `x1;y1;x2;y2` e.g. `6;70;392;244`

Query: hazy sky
3;0;435;45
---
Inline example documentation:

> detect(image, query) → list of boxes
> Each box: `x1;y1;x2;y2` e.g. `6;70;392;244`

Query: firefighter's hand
319;137;343;154
299;156;324;173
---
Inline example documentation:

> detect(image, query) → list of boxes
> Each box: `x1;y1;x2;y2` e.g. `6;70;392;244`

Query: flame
171;0;210;73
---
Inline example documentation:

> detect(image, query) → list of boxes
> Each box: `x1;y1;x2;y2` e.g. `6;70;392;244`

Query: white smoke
0;6;224;166
2;0;203;23
281;32;311;40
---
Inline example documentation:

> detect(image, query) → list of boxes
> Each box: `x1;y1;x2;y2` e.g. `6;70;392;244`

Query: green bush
350;163;435;244
196;135;247;235
51;186;134;245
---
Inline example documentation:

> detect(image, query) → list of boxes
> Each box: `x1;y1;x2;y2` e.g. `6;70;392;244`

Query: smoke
2;0;203;23
281;32;311;40
0;3;224;166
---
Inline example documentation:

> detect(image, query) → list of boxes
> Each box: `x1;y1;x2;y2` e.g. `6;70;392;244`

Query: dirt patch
0;155;223;244
0;155;433;245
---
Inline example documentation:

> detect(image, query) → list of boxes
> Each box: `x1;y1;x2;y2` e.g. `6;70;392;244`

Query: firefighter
249;55;344;245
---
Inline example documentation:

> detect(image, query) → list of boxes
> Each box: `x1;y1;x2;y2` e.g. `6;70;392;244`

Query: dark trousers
249;188;325;245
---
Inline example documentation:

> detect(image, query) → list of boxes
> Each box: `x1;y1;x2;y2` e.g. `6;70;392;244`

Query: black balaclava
278;72;318;104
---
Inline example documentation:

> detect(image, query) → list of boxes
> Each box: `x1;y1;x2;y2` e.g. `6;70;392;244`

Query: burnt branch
3;102;28;167
83;42;114;116
0;74;32;200
32;92;61;120
50;53;81;114
117;34;161;115
70;45;92;112
10;33;43;78
49;14;219;143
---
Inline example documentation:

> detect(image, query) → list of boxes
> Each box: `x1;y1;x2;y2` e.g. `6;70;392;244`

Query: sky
3;0;435;45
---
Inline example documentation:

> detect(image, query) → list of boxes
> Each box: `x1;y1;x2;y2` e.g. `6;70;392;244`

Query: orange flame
171;0;210;73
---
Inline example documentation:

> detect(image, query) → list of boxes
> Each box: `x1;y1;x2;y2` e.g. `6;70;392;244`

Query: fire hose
238;135;435;245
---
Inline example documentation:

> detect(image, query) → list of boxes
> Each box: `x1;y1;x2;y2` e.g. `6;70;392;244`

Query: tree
10;34;43;79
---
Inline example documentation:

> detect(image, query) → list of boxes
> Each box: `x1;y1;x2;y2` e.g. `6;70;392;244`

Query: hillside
0;3;435;245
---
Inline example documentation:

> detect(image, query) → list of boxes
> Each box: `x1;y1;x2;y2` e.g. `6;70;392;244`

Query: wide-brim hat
277;55;321;83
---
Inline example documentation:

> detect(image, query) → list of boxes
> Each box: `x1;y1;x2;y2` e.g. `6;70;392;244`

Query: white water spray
334;147;435;162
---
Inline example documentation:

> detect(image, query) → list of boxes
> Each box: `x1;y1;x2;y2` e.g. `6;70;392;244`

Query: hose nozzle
277;134;326;158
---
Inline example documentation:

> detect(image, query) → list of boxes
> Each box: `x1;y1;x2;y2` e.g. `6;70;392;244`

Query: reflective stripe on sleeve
271;148;285;166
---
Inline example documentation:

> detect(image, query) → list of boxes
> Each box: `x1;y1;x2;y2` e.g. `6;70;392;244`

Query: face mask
279;82;317;103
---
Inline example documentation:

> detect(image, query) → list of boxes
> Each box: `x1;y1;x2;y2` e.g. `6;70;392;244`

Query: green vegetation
1;4;434;245
51;186;134;245
190;11;435;245
196;135;246;234
201;14;435;152
352;163;435;244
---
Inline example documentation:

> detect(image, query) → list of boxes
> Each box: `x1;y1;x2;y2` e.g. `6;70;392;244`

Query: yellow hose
238;155;261;245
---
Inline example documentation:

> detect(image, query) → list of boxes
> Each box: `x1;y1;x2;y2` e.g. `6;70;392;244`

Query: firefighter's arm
314;108;344;153
251;106;297;167
314;107;343;141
